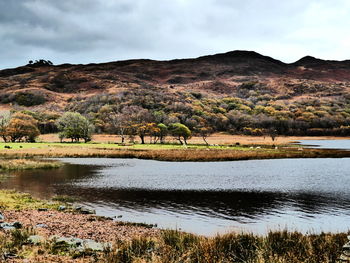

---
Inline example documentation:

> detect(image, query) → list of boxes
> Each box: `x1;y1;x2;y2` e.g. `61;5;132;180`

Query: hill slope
1;51;350;136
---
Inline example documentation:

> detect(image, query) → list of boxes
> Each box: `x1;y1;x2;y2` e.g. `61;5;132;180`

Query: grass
0;159;62;171
0;228;346;262
0;142;349;161
0;190;61;210
102;230;347;263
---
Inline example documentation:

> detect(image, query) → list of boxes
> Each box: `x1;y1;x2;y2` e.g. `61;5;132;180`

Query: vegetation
0;190;59;210
103;230;347;263
0;112;40;142
56;112;94;143
0;142;349;161
0;159;61;171
0;228;346;262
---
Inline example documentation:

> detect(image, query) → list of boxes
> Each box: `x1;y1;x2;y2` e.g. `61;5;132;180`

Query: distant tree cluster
27;59;53;67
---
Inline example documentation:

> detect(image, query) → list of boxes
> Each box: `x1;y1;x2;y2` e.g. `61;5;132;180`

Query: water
298;139;350;150
0;139;350;235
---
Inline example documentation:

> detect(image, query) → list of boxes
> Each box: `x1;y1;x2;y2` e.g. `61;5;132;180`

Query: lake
0;139;350;235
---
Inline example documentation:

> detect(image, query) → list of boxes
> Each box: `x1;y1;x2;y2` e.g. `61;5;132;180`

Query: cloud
0;0;349;69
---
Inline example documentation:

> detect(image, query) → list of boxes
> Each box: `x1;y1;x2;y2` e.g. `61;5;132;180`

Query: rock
3;252;18;259
0;223;16;230
28;235;45;245
73;205;82;211
38;208;48;212
12;222;22;229
0;213;4;222
0;222;22;230
80;208;96;215
58;205;66;211
35;223;48;228
81;239;107;251
50;235;110;252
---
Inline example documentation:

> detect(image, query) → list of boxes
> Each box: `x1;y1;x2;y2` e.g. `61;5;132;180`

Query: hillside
1;50;350;136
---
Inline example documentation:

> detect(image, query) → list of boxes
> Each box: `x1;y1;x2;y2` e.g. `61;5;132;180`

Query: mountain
0;50;350;110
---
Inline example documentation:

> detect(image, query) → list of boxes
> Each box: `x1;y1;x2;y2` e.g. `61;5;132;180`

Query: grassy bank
0;159;62;171
0;227;347;262
0;142;349;161
0;190;60;210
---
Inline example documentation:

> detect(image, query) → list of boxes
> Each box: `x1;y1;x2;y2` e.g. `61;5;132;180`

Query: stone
28;235;45;245
0;213;4;222
35;223;48;228
0;222;22;230
12;222;22;229
58;205;66;211
80;208;96;215
0;222;16;230
50;235;110;252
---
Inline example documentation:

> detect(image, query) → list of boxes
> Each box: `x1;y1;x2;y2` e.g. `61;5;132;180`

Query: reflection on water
298;139;350;150
1;155;350;235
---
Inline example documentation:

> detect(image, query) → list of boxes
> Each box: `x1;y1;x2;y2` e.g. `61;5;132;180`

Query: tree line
0;111;196;145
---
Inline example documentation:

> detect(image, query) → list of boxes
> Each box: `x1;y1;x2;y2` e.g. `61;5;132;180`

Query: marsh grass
0;159;62;171
0;225;347;262
0;144;348;161
102;230;348;263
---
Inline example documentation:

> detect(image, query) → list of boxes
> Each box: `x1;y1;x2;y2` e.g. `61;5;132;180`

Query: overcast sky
1;0;350;69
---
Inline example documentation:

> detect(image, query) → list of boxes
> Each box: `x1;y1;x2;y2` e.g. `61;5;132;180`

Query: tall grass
0;228;346;262
102;230;347;263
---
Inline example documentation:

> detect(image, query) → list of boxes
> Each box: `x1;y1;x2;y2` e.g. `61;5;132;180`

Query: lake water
0;139;350;235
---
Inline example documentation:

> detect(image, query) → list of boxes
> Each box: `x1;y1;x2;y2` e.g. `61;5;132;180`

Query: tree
56;112;94;143
156;123;168;144
5;112;40;142
195;126;214;146
98;105;129;144
169;123;191;145
0;112;11;142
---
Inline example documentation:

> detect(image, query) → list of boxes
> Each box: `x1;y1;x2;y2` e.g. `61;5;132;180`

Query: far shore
39;133;350;146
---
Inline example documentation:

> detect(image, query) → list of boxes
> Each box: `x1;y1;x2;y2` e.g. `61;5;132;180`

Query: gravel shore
3;210;159;242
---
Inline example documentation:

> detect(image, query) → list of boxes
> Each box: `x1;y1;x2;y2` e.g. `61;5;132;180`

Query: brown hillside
1;50;350;111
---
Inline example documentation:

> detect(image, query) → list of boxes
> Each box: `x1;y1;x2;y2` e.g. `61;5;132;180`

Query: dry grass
0;159;62;171
2;228;346;263
0;145;349;161
102;230;348;263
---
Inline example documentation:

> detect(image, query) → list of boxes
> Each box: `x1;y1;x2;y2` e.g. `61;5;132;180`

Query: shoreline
0;144;349;162
0;190;348;262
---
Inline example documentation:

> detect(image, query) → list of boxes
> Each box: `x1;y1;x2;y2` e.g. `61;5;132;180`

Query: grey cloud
0;0;350;69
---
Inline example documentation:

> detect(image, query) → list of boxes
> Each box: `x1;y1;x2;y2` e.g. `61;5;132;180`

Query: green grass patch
0;190;60;210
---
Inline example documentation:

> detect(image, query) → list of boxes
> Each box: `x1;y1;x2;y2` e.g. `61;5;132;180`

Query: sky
1;0;350;69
